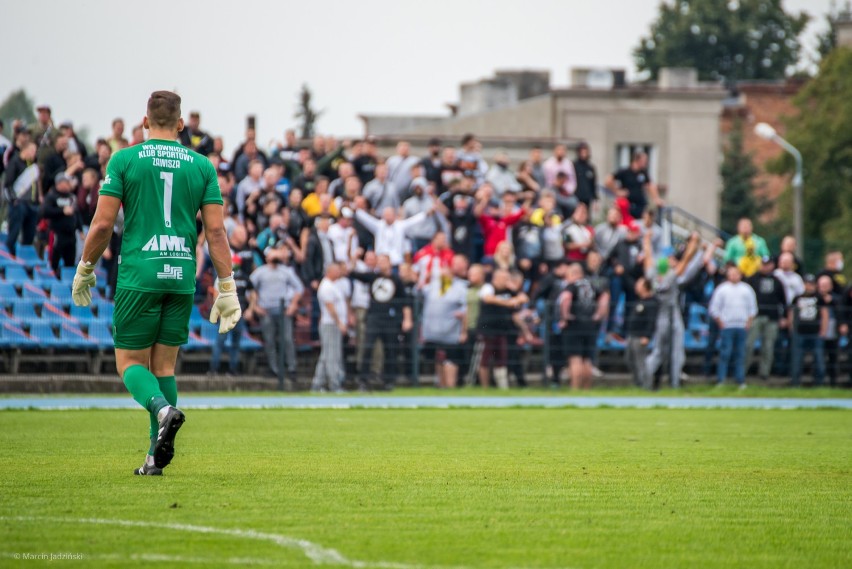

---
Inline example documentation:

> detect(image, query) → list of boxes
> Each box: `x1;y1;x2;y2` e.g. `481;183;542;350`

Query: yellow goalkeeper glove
71;261;97;307
209;274;242;333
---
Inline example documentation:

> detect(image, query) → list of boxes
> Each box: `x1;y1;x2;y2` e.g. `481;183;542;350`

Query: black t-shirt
563;278;599;329
421;155;441;186
353;155;377;186
613;167;650;212
477;286;515;336
626;297;658;339
573;159;597;206
792;293;821;335
287;206;310;241
820;293;841;339
747;273;787;320
292;174;317;195
439;192;477;257
41;189;80;234
350;272;410;323
231;250;255;311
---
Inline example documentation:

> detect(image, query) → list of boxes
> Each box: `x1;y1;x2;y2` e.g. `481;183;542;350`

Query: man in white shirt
709;265;758;387
327;207;359;263
353;196;433;266
311;264;348;392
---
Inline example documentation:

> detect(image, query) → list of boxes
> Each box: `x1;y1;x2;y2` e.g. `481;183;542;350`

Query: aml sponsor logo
142;235;191;253
156;264;183;280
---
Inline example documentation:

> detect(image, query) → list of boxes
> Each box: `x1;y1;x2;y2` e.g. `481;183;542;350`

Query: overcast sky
1;0;833;154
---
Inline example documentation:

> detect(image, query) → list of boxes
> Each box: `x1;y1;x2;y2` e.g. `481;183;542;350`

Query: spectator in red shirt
413;231;455;287
475;186;526;260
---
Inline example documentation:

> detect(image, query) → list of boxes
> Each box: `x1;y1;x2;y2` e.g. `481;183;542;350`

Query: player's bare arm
203;203;242;333
72;194;121;307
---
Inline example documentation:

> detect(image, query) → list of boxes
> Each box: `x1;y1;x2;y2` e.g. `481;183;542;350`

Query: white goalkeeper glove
210;274;242;334
71;261;97;307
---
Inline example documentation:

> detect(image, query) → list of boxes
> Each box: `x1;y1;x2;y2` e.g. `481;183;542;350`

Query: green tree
0;89;36;130
769;46;852;261
816;1;851;60
634;0;809;83
294;84;323;140
719;117;766;233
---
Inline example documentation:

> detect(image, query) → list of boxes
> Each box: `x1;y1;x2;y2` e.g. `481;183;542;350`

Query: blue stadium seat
94;298;114;321
60;267;77;283
200;321;226;344
14;245;47;268
27;321;63;347
49;285;74;305
42;302;79;325
11;300;39;320
0;322;37;348
0;282;19;301
59;323;96;350
87;320;114;349
189;304;204;328
684;329;709;351
688;304;708;330
241;331;263;352
33;267;60;289
1;308;22;326
184;331;211;351
3;265;29;282
0;253;24;269
70;303;96;323
22;283;48;300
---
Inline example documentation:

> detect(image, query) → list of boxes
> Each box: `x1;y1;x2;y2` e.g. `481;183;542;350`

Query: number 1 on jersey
159;171;173;228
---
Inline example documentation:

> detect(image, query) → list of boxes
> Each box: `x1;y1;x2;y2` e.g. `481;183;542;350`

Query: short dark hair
461;133;475;146
147;91;182;129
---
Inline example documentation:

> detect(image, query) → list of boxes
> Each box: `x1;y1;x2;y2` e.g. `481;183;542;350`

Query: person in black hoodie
41;173;82;277
625;276;658;389
573;142;597;211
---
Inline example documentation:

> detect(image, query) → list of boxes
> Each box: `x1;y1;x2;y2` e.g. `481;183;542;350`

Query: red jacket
479;209;525;256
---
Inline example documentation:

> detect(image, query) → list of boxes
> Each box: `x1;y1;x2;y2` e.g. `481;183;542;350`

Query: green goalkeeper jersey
99;139;223;294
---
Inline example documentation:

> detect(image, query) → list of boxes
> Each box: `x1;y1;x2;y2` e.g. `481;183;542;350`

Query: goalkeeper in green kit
72;91;241;475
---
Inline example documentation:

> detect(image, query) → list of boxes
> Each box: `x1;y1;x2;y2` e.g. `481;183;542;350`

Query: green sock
148;376;179;455
157;376;178;407
123;364;169;415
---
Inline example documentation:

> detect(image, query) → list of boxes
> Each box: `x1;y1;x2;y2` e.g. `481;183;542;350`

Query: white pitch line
0;552;281;566
0;516;465;569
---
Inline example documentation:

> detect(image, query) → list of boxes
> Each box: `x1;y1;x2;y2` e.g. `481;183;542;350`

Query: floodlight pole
755;123;804;258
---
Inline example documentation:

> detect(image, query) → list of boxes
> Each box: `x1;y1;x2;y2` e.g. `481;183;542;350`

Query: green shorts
112;288;194;350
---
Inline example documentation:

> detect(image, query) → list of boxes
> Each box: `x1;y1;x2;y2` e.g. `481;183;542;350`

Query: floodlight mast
754;122;804;258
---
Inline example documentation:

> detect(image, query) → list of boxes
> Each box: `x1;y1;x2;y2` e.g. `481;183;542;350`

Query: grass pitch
1;407;850;568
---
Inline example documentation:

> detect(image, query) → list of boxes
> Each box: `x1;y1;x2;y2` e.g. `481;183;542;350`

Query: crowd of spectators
1;105;850;390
